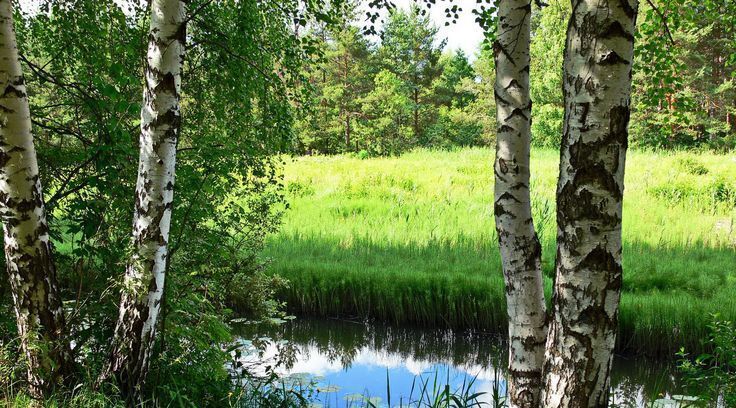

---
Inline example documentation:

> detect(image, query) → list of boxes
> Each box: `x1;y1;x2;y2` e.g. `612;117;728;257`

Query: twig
645;0;676;46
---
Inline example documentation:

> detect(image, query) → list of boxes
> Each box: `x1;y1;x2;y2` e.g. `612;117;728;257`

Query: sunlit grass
264;148;736;357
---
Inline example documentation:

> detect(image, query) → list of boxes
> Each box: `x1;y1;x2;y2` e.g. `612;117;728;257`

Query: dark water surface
237;318;683;407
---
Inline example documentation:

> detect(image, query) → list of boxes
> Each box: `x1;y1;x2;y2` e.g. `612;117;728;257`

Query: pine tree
378;6;444;145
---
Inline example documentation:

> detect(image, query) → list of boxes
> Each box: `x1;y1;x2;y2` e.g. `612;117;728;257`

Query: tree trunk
344;53;351;149
345;116;351;148
104;0;186;402
541;0;638;406
0;0;73;398
492;2;547;407
413;87;420;139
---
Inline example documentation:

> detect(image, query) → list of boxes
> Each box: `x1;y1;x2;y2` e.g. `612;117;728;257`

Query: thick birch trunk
0;0;72;397
541;0;637;406
104;0;185;401
492;2;547;407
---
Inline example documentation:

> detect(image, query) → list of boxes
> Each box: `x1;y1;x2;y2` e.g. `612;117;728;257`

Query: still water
237;318;682;407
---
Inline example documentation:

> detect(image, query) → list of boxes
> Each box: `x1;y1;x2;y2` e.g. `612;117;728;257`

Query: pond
236;318;684;407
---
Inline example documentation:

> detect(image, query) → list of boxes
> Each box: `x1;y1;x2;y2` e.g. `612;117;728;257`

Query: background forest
0;0;734;407
294;1;735;155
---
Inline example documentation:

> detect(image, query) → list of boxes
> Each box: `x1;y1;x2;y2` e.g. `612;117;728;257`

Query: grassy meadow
264;148;736;357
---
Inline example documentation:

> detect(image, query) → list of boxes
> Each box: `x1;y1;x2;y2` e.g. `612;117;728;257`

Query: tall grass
264;148;736;357
229;369;495;408
341;370;495;408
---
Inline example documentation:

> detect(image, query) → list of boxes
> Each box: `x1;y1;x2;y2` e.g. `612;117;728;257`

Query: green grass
264;148;736;357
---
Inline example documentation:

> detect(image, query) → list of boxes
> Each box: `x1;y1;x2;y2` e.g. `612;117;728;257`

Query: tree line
295;3;489;156
295;0;735;156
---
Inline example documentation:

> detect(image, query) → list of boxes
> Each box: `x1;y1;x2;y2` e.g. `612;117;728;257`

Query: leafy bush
531;104;564;148
286;180;316;198
146;294;236;407
425;106;485;148
677;317;736;406
710;178;736;206
677;157;709;175
228;271;290;318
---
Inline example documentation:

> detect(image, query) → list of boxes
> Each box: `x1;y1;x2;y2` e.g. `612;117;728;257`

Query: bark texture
492;2;547;407
541;0;638;406
0;0;72;397
105;0;185;401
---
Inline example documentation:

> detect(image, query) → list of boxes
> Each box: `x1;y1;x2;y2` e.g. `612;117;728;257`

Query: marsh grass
264;148;736;357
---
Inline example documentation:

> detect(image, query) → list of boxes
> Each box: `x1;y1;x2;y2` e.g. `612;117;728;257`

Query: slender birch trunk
104;0;185;401
0;0;72;397
492;2;547;407
541;0;638;406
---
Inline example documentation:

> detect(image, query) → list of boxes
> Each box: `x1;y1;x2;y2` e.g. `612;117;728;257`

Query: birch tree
103;0;186;400
0;0;73;398
541;0;638;405
492;1;547;406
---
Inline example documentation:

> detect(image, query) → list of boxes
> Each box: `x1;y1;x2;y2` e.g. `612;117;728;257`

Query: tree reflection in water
236;318;681;407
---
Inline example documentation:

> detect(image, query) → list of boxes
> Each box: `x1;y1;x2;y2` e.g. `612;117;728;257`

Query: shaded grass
264;148;736;357
273;236;511;330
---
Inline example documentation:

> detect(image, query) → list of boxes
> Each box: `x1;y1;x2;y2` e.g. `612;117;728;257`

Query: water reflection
237;318;680;407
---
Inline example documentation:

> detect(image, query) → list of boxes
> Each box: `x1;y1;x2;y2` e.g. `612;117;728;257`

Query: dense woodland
294;1;735;155
0;0;733;407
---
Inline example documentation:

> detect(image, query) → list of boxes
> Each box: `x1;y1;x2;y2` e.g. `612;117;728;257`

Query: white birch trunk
105;0;185;401
541;0;638;406
493;2;547;407
0;0;72;397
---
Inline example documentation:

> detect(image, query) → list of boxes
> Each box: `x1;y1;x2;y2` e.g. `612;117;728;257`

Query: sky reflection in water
238;318;678;407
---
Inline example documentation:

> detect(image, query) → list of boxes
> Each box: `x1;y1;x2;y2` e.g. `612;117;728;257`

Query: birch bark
105;0;186;401
542;0;638;406
0;0;73;397
493;2;547;407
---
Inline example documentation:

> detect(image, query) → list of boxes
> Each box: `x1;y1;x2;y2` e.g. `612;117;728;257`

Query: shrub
677;157;709;175
677;317;736;406
286;180;316;197
228;270;290;318
425;106;485;148
710;177;736;207
531;104;563;148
